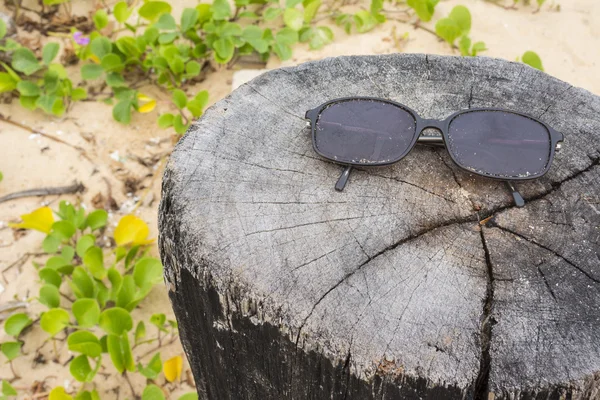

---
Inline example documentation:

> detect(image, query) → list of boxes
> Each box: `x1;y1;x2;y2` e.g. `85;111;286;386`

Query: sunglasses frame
305;96;564;181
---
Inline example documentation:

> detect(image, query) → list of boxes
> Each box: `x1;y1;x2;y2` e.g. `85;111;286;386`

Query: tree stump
159;54;600;399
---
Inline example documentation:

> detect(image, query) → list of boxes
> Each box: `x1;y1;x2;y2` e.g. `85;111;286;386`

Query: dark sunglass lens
314;99;417;164
446;111;552;178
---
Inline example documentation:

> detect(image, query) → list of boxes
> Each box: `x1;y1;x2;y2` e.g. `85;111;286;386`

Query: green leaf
196;4;213;23
93;9;109;30
458;35;470;56
40;308;70;336
286;0;303;7
86;209;108;230
42;43;60;65
51;220;76;240
83;246;105;280
178;394;198;400
213;37;235;63
72;299;101;328
135;321;146;343
303;0;321;23
154;13;177;30
158;32;178;44
158;113;175;128
116;275;136;310
150;313;167;331
114;2;132;23
144;27;160;44
61;246;75;262
107;333;135;373
406;0;436;22
173;115;188;134
99;307;133;335
264;7;282;20
187;99;204;118
16;80;41;97
48;386;72;400
68;331;102;357
139;1;172;21
242;26;269;53
276;28;299;46
113;100;132;124
0;18;6;40
39;267;62;287
81;64;104;80
41;233;59;254
101;53;123;72
272;42;292;60
71;87;87;101
1;342;22;361
12;48;42;75
212;0;232;20
116;37;141;58
283;8;304;31
0;72;18;93
522;51;544;71
448;5;471;35
2;380;17;396
138;352;162;379
4;313;32;337
354;10;377;33
435;17;461;45
39;284;61;308
142;385;165;400
306;26;333;50
90;37;112;60
71;267;96;299
75;235;95;258
185;60;201;77
471;41;487;56
370;0;383;14
70;354;96;382
220;22;242;37
172;89;187;109
181;8;199;32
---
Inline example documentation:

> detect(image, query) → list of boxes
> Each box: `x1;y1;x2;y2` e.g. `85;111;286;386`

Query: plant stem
9;360;20;380
123;371;137;399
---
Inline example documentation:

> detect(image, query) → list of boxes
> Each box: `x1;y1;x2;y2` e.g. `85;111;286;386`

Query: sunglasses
305;97;564;207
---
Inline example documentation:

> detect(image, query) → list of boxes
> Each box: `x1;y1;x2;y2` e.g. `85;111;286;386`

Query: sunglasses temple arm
335;165;353;191
505;181;525;207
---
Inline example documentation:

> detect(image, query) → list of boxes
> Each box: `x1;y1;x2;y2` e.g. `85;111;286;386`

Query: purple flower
73;31;90;46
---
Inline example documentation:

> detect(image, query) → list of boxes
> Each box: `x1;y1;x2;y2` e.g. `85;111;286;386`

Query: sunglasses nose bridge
419;119;445;134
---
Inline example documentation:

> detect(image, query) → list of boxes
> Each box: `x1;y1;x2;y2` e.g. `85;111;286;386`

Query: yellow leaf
138;99;157;113
113;215;154;246
9;206;54;233
89;55;100;64
137;93;153;102
163;355;183;382
49;387;73;400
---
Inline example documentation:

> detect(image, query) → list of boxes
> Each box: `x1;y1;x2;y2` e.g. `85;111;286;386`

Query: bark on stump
159;54;600;399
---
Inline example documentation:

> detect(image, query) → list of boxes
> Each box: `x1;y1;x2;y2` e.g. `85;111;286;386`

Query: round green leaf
107;333;134;373
81;64;104;80
4;313;32;337
449;5;471;35
40;308;70;336
100;53;123;72
85;209;108;230
139;1;172;21
42;42;60;65
172;89;187;109
137;352;162;379
70;267;96;299
212;0;232;20
93;9;109;30
16;80;41;97
0;18;7;40
72;299;101;328
212;37;234;63
76;235;96;258
68;331;102;358
99;307;133;335
157;113;174;128
114;2;132;23
283;8;304;31
90;37;112;60
0;72;18;93
39;267;62;287
178;394;198;400
39;284;61;308
154;13;176;30
83;246;105;280
264;7;282;21
135;321;146;343
2;380;17;396
1;341;22;361
51;220;76;240
522;51;544;71
354;10;377;33
181;8;199;32
113;100;132;124
435;17;461;45
70;354;95;382
42;232;61;253
173;114;188;134
48;386;72;400
142;385;165;400
185;60;201;77
12;48;42;75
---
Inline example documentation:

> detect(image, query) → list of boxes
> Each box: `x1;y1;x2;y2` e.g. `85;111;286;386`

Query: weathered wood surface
159;54;600;399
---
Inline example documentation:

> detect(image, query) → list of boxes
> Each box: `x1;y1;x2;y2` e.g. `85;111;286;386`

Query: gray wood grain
159;54;600;399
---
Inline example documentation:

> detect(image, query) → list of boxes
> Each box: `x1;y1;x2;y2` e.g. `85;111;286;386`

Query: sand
0;0;598;397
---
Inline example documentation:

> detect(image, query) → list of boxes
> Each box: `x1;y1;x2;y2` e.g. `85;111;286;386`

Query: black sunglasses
305;97;564;207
